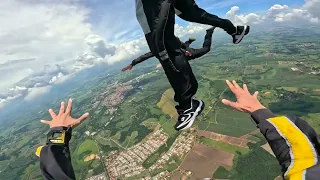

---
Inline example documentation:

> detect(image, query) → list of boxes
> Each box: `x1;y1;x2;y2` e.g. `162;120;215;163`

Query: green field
230;148;281;180
77;139;99;156
199;137;249;154
197;102;256;137
212;166;230;179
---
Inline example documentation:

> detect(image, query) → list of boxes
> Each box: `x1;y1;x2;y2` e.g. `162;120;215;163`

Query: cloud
9;86;27;92
16;64;69;88
226;6;263;25
0;94;23;108
266;3;319;23
303;0;320;19
108;37;147;64
24;86;52;101
53;74;74;84
0;0;92;90
49;72;65;84
267;4;289;18
225;2;320;26
0;68;34;92
85;35;116;58
175;23;210;38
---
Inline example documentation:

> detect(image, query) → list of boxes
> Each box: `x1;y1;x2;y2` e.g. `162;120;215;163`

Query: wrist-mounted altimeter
46;127;72;145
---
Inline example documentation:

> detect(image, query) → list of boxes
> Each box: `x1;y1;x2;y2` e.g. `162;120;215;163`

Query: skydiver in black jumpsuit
122;27;215;72
135;0;249;131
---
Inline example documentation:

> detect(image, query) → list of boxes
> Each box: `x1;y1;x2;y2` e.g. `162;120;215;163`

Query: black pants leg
175;0;236;35
137;0;198;109
161;50;198;109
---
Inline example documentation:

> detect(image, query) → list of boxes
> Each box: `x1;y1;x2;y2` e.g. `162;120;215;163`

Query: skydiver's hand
40;99;89;128
222;80;266;114
122;65;133;72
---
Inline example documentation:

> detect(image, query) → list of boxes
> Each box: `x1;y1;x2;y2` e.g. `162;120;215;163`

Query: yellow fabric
267;116;317;180
287;171;304;180
35;146;43;157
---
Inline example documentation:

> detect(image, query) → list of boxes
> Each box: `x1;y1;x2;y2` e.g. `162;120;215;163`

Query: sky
0;0;319;109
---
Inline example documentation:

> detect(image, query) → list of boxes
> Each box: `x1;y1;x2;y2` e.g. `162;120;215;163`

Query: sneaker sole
234;25;250;44
179;100;204;131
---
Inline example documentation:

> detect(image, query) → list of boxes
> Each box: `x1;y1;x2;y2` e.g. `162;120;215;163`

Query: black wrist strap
46;127;72;145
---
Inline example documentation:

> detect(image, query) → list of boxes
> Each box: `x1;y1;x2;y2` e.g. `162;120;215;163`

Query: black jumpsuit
135;0;236;109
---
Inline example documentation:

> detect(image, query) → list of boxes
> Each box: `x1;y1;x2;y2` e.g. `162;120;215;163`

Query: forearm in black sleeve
251;109;320;179
38;127;76;180
131;52;154;66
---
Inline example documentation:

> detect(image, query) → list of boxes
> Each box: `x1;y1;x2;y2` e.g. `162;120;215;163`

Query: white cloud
9;86;27;91
266;3;319;23
225;3;320;26
85;35;116;58
0;94;23;108
226;6;263;25
303;0;320;19
267;4;289;18
0;68;34;92
24;86;52;101
53;74;74;84
175;23;210;38
108;37;146;64
49;72;65;84
0;0;93;90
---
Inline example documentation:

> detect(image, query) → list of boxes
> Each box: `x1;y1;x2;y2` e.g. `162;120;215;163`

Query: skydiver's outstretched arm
131;52;154;66
185;27;214;60
122;52;154;72
174;0;236;35
222;80;320;180
37;99;89;180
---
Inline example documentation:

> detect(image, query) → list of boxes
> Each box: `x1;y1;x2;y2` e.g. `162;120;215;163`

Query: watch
46;127;72;145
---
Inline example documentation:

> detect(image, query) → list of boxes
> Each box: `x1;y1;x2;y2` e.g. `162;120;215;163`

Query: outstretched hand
222;80;266;113
41;99;89;128
122;65;133;72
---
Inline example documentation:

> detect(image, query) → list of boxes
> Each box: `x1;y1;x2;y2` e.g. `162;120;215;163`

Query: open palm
41;99;89;128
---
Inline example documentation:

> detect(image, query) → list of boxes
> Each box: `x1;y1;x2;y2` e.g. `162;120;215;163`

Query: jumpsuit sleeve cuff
251;108;276;124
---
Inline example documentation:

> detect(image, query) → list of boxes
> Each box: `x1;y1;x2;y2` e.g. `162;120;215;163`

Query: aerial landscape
0;0;320;180
1;25;319;180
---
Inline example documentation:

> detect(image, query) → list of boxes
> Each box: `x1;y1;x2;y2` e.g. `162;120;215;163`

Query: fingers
253;91;259;98
75;113;90;125
48;109;57;118
226;80;237;94
243;84;248;92
65;99;73;115
40;120;51;125
58;101;65;115
221;99;244;112
232;80;241;89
